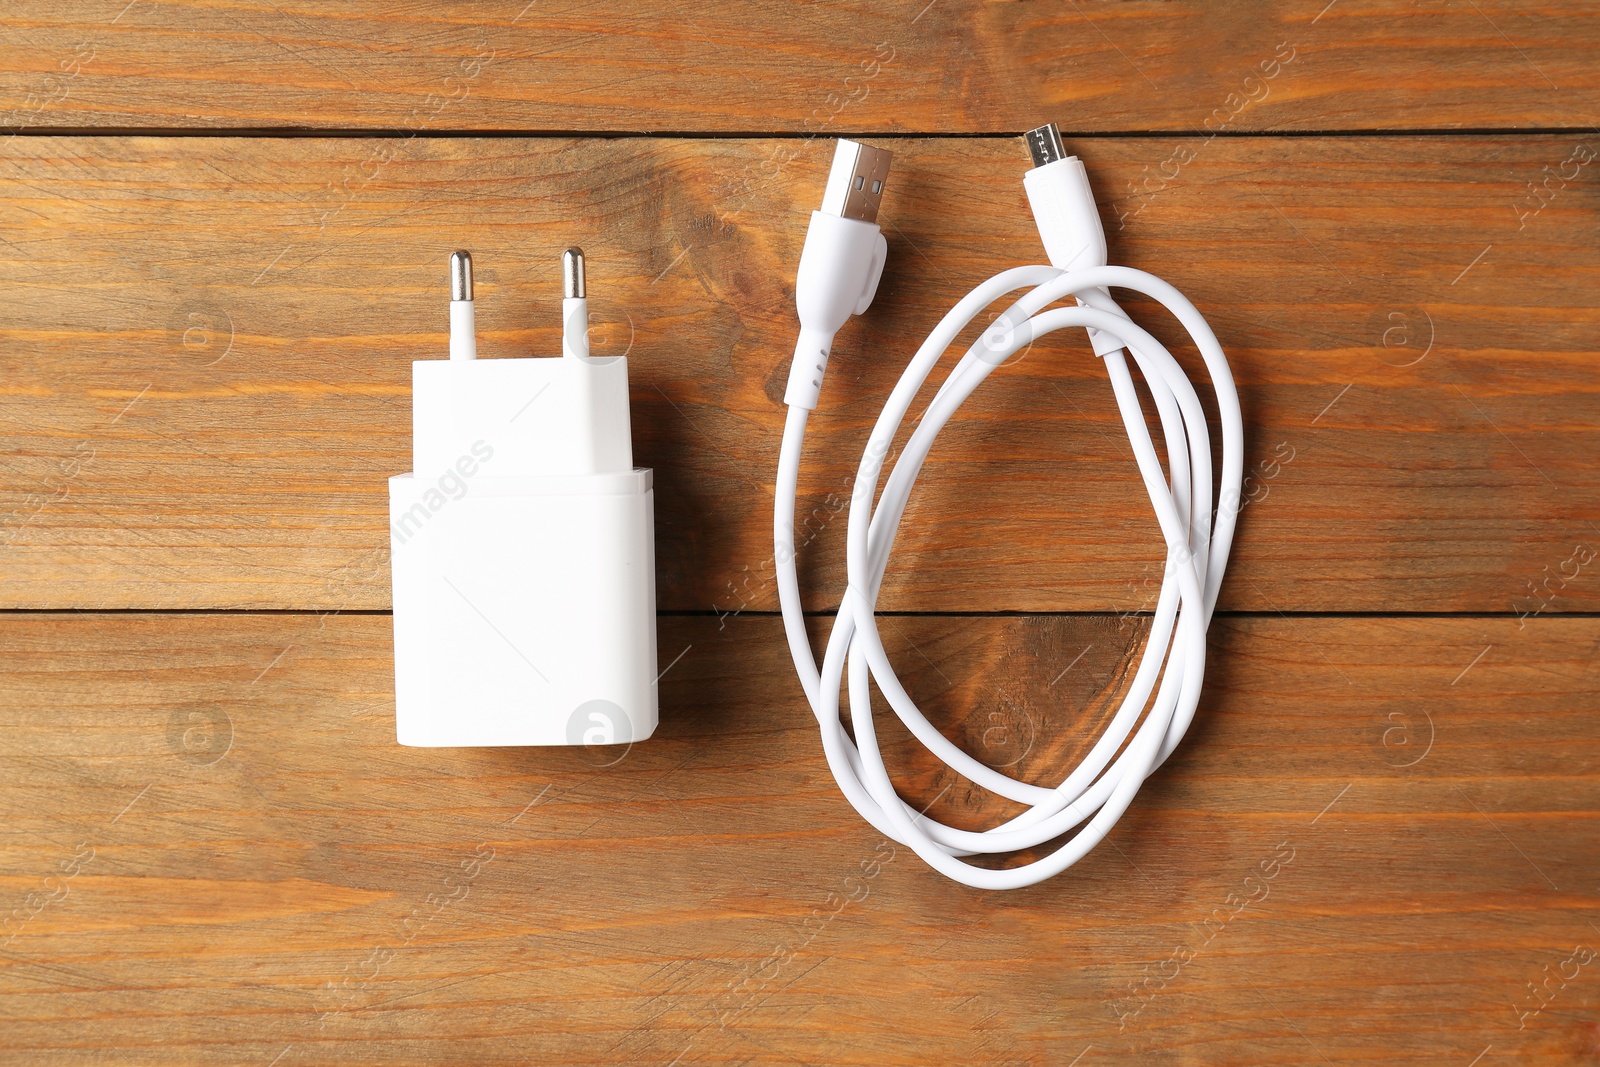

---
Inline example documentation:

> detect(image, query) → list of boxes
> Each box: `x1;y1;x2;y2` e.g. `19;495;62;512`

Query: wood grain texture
1;134;1597;612
0;611;1594;1064
2;2;1599;133
2;8;1595;1066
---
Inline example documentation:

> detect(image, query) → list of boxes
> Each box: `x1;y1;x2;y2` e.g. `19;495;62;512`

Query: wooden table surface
2;3;1597;1064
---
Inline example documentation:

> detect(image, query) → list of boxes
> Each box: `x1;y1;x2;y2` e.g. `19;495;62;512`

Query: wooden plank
0;611;1593;1063
1;135;1597;613
2;2;1599;134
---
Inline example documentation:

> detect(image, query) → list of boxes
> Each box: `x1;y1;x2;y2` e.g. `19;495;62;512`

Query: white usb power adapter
389;250;658;747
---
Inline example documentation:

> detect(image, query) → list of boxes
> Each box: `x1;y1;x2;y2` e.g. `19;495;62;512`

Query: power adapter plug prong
562;247;589;361
449;250;476;361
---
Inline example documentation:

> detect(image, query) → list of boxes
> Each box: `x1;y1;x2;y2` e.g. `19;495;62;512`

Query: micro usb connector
1021;121;1121;353
1024;122;1068;168
1020;120;1108;277
820;139;893;224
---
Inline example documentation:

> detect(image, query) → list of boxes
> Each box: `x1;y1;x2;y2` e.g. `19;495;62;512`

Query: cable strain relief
783;327;835;410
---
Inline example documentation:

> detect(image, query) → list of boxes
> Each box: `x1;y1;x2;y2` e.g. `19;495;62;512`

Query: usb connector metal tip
1025;123;1069;168
820;139;893;224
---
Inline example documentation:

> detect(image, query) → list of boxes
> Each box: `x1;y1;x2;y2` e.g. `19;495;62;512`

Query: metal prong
1025;123;1068;168
562;248;585;299
450;250;473;301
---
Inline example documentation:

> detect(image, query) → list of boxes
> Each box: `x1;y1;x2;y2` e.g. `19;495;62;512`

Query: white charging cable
774;127;1245;890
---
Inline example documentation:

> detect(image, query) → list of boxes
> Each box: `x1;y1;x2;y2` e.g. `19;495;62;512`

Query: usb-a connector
782;139;893;409
820;139;893;224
